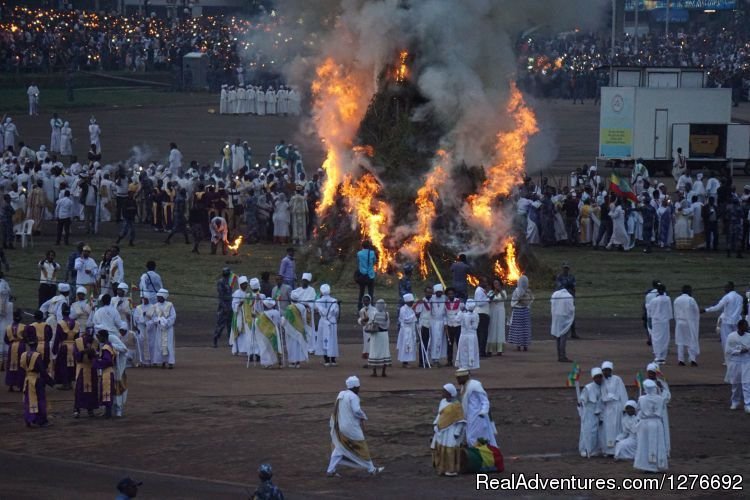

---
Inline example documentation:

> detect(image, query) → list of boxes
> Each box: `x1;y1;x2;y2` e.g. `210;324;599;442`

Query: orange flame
395;50;408;82
494;241;522;285
466;82;538;228
340;173;394;273
228;235;243;252
402;165;447;278
311;58;369;215
352;144;375;157
467;274;479;287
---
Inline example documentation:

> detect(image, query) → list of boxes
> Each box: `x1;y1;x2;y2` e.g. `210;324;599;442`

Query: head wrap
402;293;414;302
516;275;529;294
646;362;659;373
625;400;638;409
643;379;657;393
320;284;331;295
238;276;248;286
76;286;87;295
465;299;477;311
249;278;260;290
58;283;70;293
433;284;444;292
117;282;129;291
263;298;275;309
345;376;360;389
302;272;312;282
455;368;469;377
601;361;614;370
156;288;169;299
443;383;458;397
376;299;386;312
591;367;603;378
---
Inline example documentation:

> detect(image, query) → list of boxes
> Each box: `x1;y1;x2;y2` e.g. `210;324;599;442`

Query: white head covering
402;293;414;303
643;379;657;393
238;276;248;286
443;383;458;398
263;298;275;309
515;275;529;294
302;272;312;282
320;284;331;295
117;282;129;291
625;400;638;409
601;361;614;370
433;284;444;292
76;286;87;295
646;362;659;373
465;299;476;311
290;289;301;302
345;376;360;389
58;283;70;293
591;367;603;378
156;288;169;299
249;278;260;290
375;299;386;312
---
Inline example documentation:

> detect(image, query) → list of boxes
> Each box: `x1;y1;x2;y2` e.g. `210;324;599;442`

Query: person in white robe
646;284;672;363
579;367;604;457
152;289;176;368
396;294;418;366
456;369;497;447
455;300;480;370
133;296;155;367
229;276;249;354
111;283;134;364
235;86;246;115
88;117;101;152
265;87;277;115
3;117;19;151
689;196;704;248
366;299;391;377
487;280;506;355
288;88;301;116
40;283;71;333
50;114;63;153
219;84;228;114
227;86;237;115
646;362;671;456
251;298;281;368
634;379;668;472
550;286;575;362
255;87;266;116
315;284;340;366
326;376;384;477
673;286;700;366
606;201;629;250
724;319;750;412
239;278;265;358
281;289;309;368
292;273;316;353
102;327;129;418
431;383;466;476
60;122;73;156
0;274;12;365
231;141;245;173
614;400;639;461
69;287;93;332
703;282;744;351
357;294;376;364
428;284;447;364
600;361;629;456
246;86;256;114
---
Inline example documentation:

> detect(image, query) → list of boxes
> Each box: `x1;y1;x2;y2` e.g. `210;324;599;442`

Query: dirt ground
2;99;750;499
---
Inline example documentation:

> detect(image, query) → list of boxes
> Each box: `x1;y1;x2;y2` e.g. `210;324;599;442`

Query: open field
1;94;749;498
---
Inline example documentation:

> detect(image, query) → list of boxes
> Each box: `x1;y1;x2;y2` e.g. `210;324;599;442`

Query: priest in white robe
251;298;281;368
674;285;700;366
614;400;639;461
456;369;497;447
550;286;575;362
431;383;466;476
396;294;417;366
265;87;277;115
455;300;479;370
646;362;671;456
428;284;447;364
315;284;340;366
255;87;266;116
219;84;228;114
229;276;249;353
292;273;316;353
724;319;750;412
600;361;629;456
326;376;384;477
579;367;603;458
634;379;668;472
703;282;744;351
281;289;309;368
133;296;155;367
646;284;672;363
239;278;265;358
152;288;176;368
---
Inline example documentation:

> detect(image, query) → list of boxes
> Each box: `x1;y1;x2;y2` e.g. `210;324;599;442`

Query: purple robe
21;351;52;426
4;324;25;388
26;323;52;369
74;336;99;410
52;318;78;386
95;346;115;408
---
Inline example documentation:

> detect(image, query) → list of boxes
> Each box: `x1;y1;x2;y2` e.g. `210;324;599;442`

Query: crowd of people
517;25;750;103
517;158;750;256
218;84;301;116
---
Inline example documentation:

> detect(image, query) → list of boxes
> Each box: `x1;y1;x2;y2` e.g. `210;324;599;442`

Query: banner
599;87;635;159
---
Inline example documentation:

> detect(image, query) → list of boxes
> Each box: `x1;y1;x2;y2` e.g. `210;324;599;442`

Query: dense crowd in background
517;23;750;102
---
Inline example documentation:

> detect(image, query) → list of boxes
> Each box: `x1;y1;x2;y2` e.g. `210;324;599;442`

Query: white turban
238;276;248;286
643;379;657;390
345;376;360;389
320;284;331;295
117;282;129;291
433;284;444;292
263;298;276;309
601;361;613;370
591;367;603;378
249;278;260;290
465;299;476;311
625;400;638;409
402;293;414;302
58;283;70;293
646;362;659;373
443;383;457;397
302;272;312;282
156;288;169;299
290;289;301;302
76;286;87;295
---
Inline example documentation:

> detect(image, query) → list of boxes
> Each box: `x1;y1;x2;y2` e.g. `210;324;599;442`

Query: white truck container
599;67;750;174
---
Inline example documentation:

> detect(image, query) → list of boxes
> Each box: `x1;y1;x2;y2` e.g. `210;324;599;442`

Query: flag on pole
635;371;644;392
566;362;580;387
609;173;638;203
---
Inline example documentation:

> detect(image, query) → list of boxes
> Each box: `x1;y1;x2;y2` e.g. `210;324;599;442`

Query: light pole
665;0;670;40
610;0;616;85
634;0;639;54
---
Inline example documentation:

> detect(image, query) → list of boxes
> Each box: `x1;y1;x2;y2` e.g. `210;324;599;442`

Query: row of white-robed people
579;361;671;473
325;370;499;478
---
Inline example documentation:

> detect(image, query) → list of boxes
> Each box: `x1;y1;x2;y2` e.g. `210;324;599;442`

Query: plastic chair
14;219;34;248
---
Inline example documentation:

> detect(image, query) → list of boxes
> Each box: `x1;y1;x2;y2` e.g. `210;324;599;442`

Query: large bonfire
310;47;538;285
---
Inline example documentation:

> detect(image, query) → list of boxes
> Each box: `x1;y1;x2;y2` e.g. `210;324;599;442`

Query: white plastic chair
14;219;34;248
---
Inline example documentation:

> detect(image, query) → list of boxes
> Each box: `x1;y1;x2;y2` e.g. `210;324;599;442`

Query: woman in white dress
396;294;417;367
487;279;506;356
634;380;668;472
60;122;73;156
357;294;376;367
455;300;480;370
367;299;391;377
272;193;290;244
